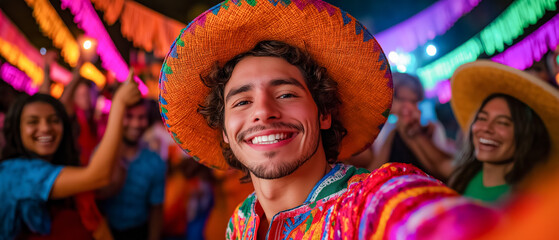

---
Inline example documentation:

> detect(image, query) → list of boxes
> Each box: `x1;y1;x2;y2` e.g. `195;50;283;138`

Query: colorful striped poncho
226;163;499;239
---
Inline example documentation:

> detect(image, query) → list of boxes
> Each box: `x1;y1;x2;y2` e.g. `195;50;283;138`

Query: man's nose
251;95;280;123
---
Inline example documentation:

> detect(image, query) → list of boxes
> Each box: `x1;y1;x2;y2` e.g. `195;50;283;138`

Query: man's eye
279;93;296;99
234;101;250;107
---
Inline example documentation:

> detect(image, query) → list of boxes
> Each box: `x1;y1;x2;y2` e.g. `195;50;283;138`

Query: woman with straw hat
448;60;559;203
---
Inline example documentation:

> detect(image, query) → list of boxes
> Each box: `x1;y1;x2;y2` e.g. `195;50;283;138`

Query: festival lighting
83;40;92;50
0;62;38;95
397;65;407;73
492;14;559;70
417;0;557;90
426;44;437;56
388;51;399;63
376;0;482;54
60;0;148;95
40;47;46;55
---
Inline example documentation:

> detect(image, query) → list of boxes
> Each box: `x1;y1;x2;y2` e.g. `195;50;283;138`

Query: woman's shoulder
0;158;56;171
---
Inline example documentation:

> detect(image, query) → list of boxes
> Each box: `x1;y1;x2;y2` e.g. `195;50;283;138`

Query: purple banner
376;0;482;54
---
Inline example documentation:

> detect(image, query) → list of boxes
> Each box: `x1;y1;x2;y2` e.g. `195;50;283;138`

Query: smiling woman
0;75;142;239
448;61;557;203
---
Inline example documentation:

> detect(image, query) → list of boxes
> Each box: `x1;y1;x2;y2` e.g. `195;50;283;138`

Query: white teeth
480;138;499;146
250;133;288;145
37;136;53;143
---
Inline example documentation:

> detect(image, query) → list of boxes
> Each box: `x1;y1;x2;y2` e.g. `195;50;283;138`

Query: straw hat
451;60;559;161
159;0;392;169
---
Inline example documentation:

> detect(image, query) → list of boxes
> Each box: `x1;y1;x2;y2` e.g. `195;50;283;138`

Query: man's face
222;56;331;179
122;103;149;145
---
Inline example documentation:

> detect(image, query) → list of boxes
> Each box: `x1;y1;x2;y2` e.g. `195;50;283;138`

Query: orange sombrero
451;60;559;162
159;0;393;170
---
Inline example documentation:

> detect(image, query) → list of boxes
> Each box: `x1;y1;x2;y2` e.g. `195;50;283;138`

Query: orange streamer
91;0;185;58
120;1;184;58
24;0;106;88
90;0;125;25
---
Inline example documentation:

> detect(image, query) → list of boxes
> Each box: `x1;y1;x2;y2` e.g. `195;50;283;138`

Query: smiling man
159;1;498;239
97;99;166;240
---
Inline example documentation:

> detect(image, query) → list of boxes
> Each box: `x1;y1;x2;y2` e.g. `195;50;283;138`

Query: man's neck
121;142;140;160
251;153;331;225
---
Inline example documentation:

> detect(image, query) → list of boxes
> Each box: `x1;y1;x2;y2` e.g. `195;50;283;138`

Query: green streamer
417;0;557;90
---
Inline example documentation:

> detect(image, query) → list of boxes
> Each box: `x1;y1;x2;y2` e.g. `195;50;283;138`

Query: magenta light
1;63;38;95
60;0;148;95
0;10;71;85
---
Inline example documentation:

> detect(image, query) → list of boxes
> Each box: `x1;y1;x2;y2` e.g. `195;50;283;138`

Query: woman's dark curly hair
198;40;347;181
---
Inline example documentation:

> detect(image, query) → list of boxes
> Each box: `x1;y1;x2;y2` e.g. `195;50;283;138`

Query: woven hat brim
451;60;559;162
159;0;393;170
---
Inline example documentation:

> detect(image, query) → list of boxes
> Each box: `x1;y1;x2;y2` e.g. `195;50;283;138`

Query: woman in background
0;75;141;239
448;60;557;203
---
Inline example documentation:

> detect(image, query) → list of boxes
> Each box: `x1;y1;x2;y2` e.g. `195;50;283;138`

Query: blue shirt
101;148;166;230
0;158;63;239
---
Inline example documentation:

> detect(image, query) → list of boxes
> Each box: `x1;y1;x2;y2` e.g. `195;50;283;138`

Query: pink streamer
0;10;71;85
1;63;38;95
492;14;559;70
376;0;482;54
60;0;148;95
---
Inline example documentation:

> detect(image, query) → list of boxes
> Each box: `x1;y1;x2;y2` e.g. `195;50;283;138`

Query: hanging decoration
492;14;559;70
24;0;79;66
90;0;125;25
119;1;184;58
24;0;106;87
60;0;148;95
0;62;38;95
376;0;482;54
417;0;557;90
0;38;43;85
426;14;559;104
90;0;185;58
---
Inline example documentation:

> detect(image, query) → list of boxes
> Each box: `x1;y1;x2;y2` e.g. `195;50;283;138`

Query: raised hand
113;67;142;107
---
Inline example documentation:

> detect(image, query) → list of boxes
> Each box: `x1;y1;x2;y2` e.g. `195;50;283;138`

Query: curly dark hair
197;40;347;181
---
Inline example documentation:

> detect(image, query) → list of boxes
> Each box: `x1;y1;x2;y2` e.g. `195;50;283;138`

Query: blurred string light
397;65;407;73
83;40;92;50
492;14;559;70
429;14;559;104
388;50;416;73
426;44;437;56
40;47;46;55
417;0;557;90
24;0;106;87
0;38;43;84
0;62;38;95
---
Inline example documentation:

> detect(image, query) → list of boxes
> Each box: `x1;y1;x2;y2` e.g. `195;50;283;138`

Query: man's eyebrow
225;84;253;103
270;78;305;90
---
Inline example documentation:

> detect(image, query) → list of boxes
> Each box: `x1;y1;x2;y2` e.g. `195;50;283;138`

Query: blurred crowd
0;41;558;240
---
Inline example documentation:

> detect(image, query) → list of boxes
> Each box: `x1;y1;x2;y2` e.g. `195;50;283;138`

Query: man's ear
223;131;229;144
320;113;332;130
